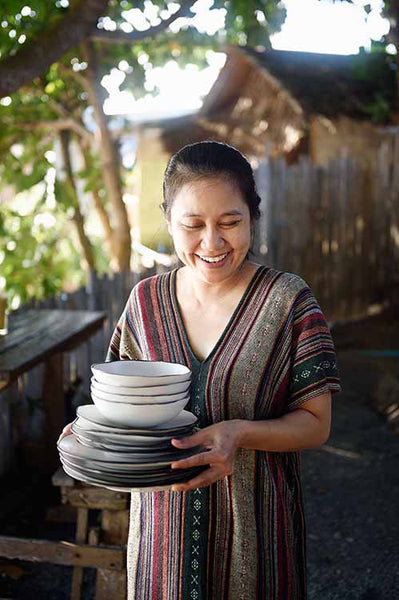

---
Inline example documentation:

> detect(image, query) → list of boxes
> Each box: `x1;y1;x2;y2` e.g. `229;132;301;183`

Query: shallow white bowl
91;361;191;387
91;385;189;405
91;376;190;397
92;395;189;427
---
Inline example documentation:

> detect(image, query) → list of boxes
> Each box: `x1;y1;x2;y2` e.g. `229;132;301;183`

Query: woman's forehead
171;178;247;213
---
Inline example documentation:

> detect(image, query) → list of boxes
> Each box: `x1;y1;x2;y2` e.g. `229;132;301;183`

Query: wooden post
71;508;89;600
42;352;64;472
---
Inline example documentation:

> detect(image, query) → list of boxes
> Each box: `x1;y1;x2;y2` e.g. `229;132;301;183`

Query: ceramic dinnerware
91;377;190;397
58;433;203;465
92;394;189;427
76;405;197;433
91;360;191;387
90;385;189;405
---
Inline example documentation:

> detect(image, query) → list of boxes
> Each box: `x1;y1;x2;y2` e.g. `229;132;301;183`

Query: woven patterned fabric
106;266;341;600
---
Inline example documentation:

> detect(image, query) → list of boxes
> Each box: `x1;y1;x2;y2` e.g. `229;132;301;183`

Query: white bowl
91;376;190;397
90;385;189;405
92;396;189;427
91;361;191;387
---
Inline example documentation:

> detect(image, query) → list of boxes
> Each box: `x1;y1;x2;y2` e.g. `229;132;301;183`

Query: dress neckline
170;265;265;365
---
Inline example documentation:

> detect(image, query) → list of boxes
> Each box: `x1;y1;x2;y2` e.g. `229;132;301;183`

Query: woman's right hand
57;422;73;444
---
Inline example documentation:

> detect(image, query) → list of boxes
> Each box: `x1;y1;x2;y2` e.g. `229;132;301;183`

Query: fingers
171;466;224;492
57;423;73;444
170;449;216;470
170;430;204;448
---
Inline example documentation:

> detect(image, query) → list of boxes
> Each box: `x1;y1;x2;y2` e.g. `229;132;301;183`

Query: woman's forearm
232;394;331;453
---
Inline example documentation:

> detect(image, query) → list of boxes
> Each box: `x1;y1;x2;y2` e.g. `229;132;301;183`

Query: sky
104;0;391;117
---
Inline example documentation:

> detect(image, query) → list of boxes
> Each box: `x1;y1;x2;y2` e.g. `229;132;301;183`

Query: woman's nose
200;226;224;250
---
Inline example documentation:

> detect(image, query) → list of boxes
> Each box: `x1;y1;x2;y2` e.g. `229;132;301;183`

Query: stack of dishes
57;361;206;491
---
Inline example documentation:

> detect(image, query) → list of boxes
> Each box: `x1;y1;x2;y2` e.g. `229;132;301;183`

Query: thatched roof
239;47;396;120
159;46;396;158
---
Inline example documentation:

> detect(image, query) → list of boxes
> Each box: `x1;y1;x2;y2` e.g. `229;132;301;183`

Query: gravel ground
1;350;398;599
303;351;399;600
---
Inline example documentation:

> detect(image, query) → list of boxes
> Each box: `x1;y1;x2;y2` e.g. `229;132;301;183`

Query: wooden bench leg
95;509;128;600
71;507;88;600
95;569;127;600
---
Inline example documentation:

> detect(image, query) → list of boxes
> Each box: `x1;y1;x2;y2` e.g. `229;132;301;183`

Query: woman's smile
195;251;231;267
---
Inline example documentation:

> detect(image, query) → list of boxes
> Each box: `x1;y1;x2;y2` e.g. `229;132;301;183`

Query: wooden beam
0;536;125;570
60;487;129;511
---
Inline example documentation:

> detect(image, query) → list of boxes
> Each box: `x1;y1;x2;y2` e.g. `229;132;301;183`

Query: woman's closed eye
182;221;241;230
182;223;202;230
219;221;241;228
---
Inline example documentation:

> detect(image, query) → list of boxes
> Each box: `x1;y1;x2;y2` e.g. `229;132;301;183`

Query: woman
61;141;341;599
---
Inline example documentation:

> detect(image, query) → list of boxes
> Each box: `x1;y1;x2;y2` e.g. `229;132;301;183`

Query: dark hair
161;141;261;222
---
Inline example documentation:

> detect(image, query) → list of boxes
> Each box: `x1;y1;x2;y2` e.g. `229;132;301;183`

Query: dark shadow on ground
303;350;399;600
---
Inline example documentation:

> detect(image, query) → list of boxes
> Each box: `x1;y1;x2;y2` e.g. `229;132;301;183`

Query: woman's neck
177;260;258;307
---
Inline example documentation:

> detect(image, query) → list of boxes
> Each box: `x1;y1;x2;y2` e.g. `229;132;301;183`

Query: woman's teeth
198;253;228;263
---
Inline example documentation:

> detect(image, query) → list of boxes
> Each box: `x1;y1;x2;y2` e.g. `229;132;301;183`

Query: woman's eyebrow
181;210;244;218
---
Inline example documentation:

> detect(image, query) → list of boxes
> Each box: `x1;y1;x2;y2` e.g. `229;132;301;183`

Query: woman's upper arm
296;391;332;442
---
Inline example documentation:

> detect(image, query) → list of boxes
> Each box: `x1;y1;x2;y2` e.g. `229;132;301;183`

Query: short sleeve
287;286;341;411
105;291;143;362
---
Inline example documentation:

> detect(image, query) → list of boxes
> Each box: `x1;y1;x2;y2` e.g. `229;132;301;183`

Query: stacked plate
57;361;206;491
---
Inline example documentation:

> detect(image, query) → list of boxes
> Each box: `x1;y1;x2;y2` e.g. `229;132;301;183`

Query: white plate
72;418;179;444
90;385;189;405
59;452;175;472
60;456;178;481
58;434;202;466
91;360;191;387
61;462;177;492
92;394;189;427
73;434;173;453
76;405;197;433
91;377;191;397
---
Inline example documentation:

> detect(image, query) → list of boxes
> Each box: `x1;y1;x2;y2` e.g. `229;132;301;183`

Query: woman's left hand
169;420;242;492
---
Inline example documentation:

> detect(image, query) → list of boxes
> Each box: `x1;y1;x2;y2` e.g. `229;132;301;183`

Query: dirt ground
303;350;399;600
0;349;398;599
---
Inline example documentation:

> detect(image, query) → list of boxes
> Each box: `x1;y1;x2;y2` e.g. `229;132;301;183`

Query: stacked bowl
57;361;206;491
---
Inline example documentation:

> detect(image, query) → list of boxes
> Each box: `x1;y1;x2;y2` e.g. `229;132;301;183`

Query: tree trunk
79;142;120;266
81;40;132;272
59;130;96;271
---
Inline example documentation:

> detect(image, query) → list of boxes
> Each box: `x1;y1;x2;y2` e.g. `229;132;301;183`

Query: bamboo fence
253;142;399;321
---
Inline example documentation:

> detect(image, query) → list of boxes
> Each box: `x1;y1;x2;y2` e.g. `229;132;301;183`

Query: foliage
0;0;287;305
350;44;397;123
0;191;85;308
0;1;69;60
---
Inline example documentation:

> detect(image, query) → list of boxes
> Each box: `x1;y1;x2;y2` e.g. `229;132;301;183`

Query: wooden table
0;309;106;469
0;309;128;600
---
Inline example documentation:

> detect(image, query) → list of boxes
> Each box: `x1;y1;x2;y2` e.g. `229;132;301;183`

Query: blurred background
0;1;398;598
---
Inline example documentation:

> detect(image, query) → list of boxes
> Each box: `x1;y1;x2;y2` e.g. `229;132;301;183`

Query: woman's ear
166;220;172;236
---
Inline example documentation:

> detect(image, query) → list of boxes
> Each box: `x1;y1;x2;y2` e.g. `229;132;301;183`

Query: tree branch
57;64;92;94
0;0;109;97
47;97;74;119
18;119;92;143
90;0;196;44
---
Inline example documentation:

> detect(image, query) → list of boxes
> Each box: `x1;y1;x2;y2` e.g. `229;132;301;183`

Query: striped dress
106;265;341;600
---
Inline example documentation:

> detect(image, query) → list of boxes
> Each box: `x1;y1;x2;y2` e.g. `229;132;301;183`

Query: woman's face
167;177;252;284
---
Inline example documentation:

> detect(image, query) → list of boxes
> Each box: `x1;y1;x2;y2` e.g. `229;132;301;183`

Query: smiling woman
102;141;341;599
167;179;252;278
